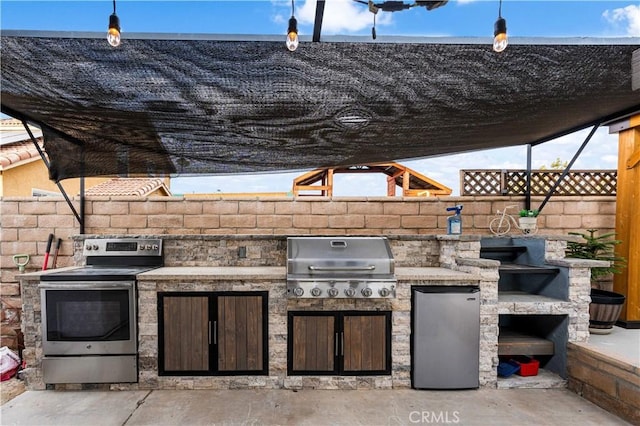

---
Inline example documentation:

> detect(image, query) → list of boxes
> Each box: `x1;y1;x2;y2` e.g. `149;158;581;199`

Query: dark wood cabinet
288;311;391;375
159;292;268;376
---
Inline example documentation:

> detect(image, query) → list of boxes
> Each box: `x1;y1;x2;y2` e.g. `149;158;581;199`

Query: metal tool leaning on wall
41;234;63;270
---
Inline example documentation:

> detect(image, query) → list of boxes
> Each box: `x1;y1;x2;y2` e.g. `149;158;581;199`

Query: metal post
525;144;532;210
537;123;600;213
22;120;84;230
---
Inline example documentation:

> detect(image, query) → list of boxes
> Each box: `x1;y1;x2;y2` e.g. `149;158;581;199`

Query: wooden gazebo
292;163;452;197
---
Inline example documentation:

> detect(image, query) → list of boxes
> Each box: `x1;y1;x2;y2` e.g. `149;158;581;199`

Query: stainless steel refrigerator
412;286;480;389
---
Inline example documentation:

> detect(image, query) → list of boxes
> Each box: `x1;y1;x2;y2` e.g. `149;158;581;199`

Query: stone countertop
19;266;481;282
137;266;481;282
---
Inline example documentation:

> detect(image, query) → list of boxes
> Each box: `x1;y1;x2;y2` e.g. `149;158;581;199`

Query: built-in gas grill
287;237;396;299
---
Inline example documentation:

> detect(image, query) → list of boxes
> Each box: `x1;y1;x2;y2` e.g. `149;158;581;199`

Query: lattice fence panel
461;170;503;195
461;170;617;196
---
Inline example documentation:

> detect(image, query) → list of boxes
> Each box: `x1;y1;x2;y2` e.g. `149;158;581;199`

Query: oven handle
39;282;134;290
308;265;375;271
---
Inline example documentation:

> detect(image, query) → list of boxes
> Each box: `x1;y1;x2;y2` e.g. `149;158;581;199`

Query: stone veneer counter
137;266;482;282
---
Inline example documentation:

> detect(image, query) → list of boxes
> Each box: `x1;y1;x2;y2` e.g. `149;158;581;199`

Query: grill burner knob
344;288;356;297
293;287;304;297
311;287;322;297
361;288;373;297
327;288;339;298
379;287;391;297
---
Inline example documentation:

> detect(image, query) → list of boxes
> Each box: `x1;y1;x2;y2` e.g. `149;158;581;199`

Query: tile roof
0;139;44;170
84;178;171;197
0;118;45;170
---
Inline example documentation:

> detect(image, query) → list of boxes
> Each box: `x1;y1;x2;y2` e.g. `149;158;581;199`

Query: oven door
40;281;137;356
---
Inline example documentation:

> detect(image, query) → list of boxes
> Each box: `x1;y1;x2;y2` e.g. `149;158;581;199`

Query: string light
286;0;299;51
107;0;121;47
493;0;508;52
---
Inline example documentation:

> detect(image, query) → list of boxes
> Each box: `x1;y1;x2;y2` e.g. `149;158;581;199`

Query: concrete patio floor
2;326;636;425
0;387;630;425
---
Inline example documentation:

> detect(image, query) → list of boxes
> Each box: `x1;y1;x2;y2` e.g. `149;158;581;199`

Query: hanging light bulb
107;13;121;47
286;0;298;51
286;17;299;51
493;17;507;52
107;0;121;47
492;0;507;52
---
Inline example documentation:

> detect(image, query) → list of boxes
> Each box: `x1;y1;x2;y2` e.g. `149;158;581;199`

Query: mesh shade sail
1;33;638;181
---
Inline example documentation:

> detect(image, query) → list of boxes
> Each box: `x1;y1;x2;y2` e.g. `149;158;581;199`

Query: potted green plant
565;229;627;334
518;209;539;233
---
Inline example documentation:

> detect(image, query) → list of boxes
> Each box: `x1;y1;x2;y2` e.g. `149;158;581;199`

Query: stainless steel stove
286;236;396;299
39;238;162;384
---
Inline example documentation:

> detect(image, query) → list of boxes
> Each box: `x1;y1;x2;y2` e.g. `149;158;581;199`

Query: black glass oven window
45;290;130;341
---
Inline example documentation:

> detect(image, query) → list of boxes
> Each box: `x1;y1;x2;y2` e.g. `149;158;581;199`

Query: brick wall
568;343;640;424
0;194;615;342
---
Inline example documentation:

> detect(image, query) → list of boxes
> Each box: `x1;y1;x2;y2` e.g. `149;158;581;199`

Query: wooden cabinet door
161;295;210;372
289;313;336;373
217;295;264;372
342;313;389;373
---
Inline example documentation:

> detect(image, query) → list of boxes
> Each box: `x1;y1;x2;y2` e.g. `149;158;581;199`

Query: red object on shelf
512;356;539;376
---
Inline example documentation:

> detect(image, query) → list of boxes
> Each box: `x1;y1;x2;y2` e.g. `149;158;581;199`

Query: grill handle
308;265;376;271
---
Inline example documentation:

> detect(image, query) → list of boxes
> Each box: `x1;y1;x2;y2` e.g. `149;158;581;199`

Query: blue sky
1;1;639;195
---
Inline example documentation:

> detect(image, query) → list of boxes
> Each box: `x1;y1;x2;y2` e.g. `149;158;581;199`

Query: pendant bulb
493;16;507;52
286;16;299;51
107;13;121;47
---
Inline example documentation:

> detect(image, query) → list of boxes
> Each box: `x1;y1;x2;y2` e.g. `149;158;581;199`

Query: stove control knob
152;244;159;251
379;287;391;297
292;287;304;297
92;244;99;251
327;288;339;298
311;287;322;297
85;244;92;251
361;287;373;297
344;288;356;297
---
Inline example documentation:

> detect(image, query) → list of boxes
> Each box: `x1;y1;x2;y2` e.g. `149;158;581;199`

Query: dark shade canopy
1;31;638;182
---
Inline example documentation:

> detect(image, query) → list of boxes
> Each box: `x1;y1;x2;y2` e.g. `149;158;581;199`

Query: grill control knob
378;287;391;297
327;288;339;298
344;288;356;297
292;287;304;297
311;287;322;297
361;287;373;297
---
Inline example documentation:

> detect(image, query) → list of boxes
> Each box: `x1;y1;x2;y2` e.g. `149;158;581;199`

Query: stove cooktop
40;266;159;281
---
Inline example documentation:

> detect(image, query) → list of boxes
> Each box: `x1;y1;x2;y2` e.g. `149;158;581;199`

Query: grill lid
287;237;395;278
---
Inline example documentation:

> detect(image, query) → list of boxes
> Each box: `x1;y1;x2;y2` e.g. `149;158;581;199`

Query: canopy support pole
525;144;532;211
537;123;600;213
22;120;85;233
312;0;325;42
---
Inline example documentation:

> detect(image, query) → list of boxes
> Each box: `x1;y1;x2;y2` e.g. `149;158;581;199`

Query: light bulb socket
109;13;121;31
494;17;506;37
288;16;298;35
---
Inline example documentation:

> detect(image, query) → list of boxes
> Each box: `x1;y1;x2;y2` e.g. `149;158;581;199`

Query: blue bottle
446;205;463;235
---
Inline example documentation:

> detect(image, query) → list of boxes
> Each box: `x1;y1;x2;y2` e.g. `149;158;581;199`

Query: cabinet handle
341;332;344;356
213;321;217;345
208;321;212;345
335;333;339;356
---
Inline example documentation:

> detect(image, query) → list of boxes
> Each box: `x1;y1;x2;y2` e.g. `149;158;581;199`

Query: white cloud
603;4;640;36
294;0;393;34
